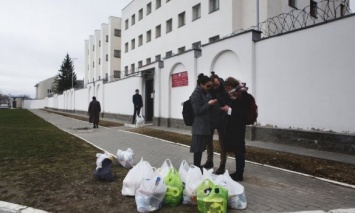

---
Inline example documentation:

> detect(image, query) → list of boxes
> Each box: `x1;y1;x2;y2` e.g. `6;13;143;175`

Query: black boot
201;161;214;169
214;164;225;175
230;172;243;181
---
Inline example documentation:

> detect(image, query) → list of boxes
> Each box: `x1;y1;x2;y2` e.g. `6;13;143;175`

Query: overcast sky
0;0;354;99
0;0;132;98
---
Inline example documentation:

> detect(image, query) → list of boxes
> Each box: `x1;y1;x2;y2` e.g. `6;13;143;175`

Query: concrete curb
0;201;48;213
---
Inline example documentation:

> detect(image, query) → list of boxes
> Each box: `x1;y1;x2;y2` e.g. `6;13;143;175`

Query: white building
85;16;122;85
34;76;56;99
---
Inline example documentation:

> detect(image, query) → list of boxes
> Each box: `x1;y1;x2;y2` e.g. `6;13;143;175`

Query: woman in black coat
190;73;217;169
220;77;249;181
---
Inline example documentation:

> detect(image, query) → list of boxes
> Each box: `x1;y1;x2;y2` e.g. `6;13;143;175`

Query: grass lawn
0;109;195;212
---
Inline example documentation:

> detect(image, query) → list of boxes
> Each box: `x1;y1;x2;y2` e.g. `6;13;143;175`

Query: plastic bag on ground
197;179;228;213
157;159;174;178
215;170;247;209
183;165;203;205
116;148;134;168
122;158;156;196
163;168;183;207
178;160;189;186
135;175;167;212
135;115;145;128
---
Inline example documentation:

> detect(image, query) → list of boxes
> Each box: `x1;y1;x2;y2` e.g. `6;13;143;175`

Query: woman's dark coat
224;92;248;154
190;86;213;135
88;100;101;124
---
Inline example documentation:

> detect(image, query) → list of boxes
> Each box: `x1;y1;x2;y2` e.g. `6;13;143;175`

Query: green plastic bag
163;168;183;206
197;179;228;213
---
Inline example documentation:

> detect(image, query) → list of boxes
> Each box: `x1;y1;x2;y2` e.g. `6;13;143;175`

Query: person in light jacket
190;73;217;169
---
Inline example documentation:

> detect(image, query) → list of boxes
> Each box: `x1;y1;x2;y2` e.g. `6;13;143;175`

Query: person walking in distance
190;73;218;170
201;71;231;174
88;96;101;128
220;77;249;181
132;89;143;124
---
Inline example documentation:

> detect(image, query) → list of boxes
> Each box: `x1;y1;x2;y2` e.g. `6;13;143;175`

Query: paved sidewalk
3;109;354;213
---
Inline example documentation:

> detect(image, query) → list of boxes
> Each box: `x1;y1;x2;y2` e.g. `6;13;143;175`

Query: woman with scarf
220;77;249;181
190;73;218;169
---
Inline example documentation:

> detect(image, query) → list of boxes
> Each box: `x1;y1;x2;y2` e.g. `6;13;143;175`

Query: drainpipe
256;0;260;31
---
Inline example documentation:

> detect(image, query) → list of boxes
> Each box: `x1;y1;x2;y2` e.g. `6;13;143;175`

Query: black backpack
182;98;194;126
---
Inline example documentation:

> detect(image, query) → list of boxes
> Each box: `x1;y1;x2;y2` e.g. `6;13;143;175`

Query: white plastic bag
214;170;247;209
95;152;113;170
135;115;145;128
116;148;134;168
183;165;203;205
157;159;174;178
178;160;189;185
122;158;156;196
135;175;167;212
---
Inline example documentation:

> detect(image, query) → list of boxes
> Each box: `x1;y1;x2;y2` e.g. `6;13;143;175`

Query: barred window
114;50;121;58
192;41;201;49
310;0;317;18
166;19;172;33
209;0;219;13
289;0;296;8
156;25;161;38
139;34;143;46
178;46;185;54
166;51;172;58
131;14;136;25
209;35;220;43
178;12;185;27
146;30;152;42
114;29;121;37
192;4;201;21
139;9;143;20
147;2;152;15
155;54;161;61
156;0;161;9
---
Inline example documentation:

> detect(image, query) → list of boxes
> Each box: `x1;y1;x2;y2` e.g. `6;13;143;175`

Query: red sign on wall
172;71;188;87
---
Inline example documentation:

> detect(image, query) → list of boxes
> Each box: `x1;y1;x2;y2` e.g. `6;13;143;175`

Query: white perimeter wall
256;16;355;133
24;16;355;134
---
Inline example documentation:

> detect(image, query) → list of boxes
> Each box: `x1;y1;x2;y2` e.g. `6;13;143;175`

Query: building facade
34;76;56;99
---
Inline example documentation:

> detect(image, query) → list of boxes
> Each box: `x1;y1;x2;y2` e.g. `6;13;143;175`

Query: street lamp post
72;58;77;89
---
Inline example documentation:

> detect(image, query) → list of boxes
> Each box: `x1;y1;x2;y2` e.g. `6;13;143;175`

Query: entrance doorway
145;79;154;121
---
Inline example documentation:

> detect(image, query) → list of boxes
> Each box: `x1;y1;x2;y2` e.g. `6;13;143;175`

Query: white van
0;104;9;109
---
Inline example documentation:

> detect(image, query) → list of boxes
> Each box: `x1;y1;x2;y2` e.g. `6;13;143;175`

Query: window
340;3;346;17
146;58;151;64
124;66;128;76
131;63;135;73
93;61;95;68
125;42;128;52
209;35;220;43
192;41;201;49
289;0;296;8
106;35;109;42
131;39;135;50
156;25;161;38
125;19;129;30
310;0;317;18
99;40;101;47
147;2;152;15
114;71;121;78
209;0;219;13
166;51;172;58
166;19;172;33
192;4;201;21
114;29;121;37
106;54;108;61
138;61;143;67
156;0;161;9
131;14;136;25
178;12;186;27
93;45;95;51
99;58;101;65
139;34;143;46
166;0;170;2
114;50;121;58
146;30;152;42
139;9;143;20
178;46;185;54
155;54;161;61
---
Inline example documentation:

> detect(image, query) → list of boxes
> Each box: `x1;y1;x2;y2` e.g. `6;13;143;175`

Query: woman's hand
220;105;230;112
208;99;218;105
